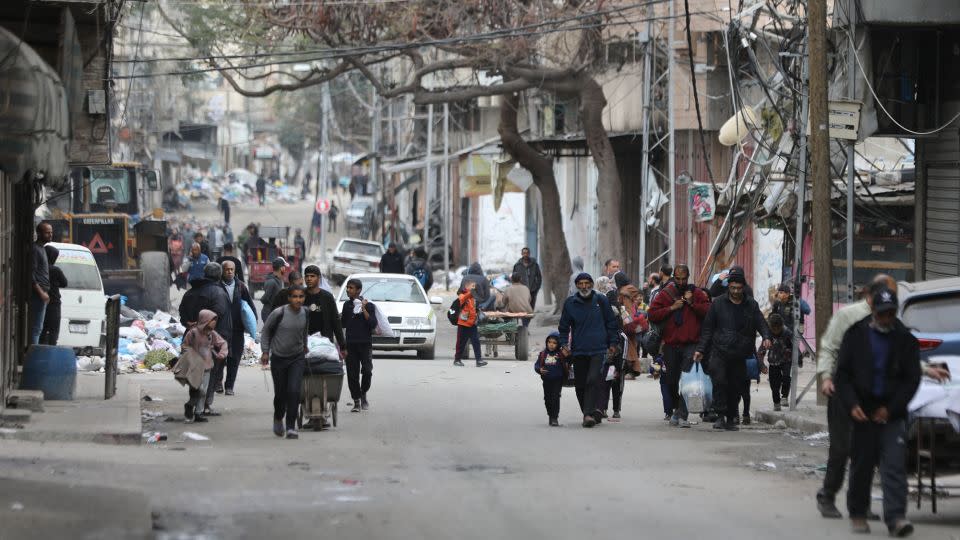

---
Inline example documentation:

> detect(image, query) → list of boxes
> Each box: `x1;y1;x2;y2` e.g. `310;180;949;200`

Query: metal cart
297;367;343;431
478;315;532;360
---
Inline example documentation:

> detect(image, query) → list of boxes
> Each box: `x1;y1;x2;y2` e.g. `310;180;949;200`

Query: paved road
2;316;956;539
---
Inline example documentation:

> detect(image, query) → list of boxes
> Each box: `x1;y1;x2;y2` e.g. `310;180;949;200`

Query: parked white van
48;242;106;355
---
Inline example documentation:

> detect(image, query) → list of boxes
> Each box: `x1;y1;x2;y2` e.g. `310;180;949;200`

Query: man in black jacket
835;287;921;537
512;247;543;308
218;260;257;396
380;243;405;274
695;272;770;431
303;265;345;350
341;278;379;413
178;262;233;414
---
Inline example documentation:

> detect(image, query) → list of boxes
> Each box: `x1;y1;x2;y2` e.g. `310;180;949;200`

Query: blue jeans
29;292;47;345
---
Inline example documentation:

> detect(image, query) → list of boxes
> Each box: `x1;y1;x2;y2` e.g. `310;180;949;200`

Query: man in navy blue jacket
558;272;620;428
341;278;379;413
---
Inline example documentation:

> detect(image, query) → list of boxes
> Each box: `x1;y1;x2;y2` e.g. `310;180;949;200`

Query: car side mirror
430;296;443;305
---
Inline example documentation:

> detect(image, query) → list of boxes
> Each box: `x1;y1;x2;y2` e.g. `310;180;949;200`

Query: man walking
405;248;434;291
30;222;53;345
835;286;920;537
303;265;345;350
293;228;306;273
341;279;378;412
218;196;231;224
260;286;309;440
695;271;770;431
328;201;339;233
648;264;711;427
380;243;405;274
218;260;256;395
260;257;287;321
512;247;542;309
217;243;245;283
256;175;267;206
557;273;620;428
816;274;905;519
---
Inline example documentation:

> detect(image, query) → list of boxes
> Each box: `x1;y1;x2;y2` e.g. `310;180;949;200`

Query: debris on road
182;432;210;441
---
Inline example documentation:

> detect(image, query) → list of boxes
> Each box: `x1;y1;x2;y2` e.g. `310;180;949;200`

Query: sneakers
888;519;914;537
193;415;209;423
476;360;488;367
817;495;843;519
351;403;361;413
733;416;741;425
713;419;727;430
612;411;621;419
549;417;559;427
184;404;194;422
774;402;782;412
285;429;299;440
600;410;609;419
361;396;370;411
669;414;680;427
215;383;224;394
582;416;597;428
850;518;870;534
273;419;284;437
225;389;235;396
663;414;672;422
742;414;751;425
453;360;465;367
679;419;691;428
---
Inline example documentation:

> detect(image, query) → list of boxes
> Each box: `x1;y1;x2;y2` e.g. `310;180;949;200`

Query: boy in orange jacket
454;281;488;367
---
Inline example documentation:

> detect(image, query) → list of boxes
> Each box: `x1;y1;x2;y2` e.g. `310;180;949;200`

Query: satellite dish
718;108;759;146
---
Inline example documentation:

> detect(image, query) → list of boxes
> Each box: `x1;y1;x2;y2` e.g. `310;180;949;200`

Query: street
0;317;956;539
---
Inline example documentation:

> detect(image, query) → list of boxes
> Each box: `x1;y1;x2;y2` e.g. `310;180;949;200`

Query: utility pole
424;104;434;247
789;51;810;412
370;86;380;241
667;0;677;265
638;18;653;276
809;0;833;399
845;2;857;304
442;103;450;289
319;82;331;264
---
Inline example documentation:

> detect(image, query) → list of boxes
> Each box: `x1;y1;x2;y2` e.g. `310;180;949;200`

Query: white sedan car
338;273;442;359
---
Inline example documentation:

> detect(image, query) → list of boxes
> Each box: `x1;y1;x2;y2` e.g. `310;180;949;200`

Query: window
340;278;426;304
339;241;383;257
89;169;131;204
57;252;102;290
901;293;960;333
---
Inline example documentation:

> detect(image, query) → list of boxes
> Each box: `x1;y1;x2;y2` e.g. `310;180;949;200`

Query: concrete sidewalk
0;476;152;539
0;375;142;445
755;404;828;433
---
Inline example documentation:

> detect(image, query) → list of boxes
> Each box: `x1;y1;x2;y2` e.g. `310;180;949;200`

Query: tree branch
411;78;533;104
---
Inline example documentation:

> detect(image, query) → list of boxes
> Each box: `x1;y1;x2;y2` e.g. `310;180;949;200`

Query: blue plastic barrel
21;345;77;400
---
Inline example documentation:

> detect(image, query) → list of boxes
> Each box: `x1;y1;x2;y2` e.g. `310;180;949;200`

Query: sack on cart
306;333;340;360
679;362;712;413
306;356;344;375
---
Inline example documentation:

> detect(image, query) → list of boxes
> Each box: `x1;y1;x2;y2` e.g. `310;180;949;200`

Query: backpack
447;297;462;326
412;267;429;288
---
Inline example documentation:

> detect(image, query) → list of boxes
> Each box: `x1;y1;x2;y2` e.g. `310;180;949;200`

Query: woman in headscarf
615;272;648;378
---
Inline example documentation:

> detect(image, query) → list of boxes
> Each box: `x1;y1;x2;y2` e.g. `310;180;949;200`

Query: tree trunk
578;75;624;267
499;93;571;314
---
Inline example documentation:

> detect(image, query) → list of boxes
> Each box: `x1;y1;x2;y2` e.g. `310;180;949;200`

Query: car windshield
902;293;960;333
57;251;102;290
338;241;382;257
340;278;425;303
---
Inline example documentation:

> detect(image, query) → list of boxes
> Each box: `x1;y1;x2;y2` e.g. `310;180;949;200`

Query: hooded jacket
568;256;584;297
558;290;619;356
181;309;228;370
405;256;434;290
535;332;566;379
44;245;67;306
179;277;233;350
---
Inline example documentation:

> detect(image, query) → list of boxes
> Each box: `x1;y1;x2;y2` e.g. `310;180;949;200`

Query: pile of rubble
79;305;263;374
176;176;303;209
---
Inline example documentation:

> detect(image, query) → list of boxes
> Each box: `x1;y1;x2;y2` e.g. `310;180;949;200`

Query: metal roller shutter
923;131;960;279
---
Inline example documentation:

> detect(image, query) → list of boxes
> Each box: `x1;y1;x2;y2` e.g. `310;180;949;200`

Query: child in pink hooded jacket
181;309;227;422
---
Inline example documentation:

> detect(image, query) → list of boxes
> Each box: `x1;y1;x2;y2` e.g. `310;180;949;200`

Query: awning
0;26;69;188
156;148;181;164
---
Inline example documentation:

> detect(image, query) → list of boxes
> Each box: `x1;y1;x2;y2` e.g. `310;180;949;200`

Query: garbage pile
79;304;263;373
175;174;303;209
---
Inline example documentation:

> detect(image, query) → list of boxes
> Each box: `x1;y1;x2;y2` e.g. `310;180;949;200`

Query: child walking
534;332;566;426
758;313;793;411
180;309;227;423
453;281;488;367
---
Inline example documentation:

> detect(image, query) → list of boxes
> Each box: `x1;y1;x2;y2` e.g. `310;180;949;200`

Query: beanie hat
613;271;632;290
574;272;594;285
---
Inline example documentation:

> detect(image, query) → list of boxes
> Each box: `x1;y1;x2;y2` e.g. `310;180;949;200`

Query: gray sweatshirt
260;305;308;359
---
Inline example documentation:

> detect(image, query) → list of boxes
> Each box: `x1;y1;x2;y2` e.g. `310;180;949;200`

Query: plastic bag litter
119;326;147;340
126;341;149;357
168;324;186;337
120;305;143;321
148;327;173;341
680;362;713;413
77;356;105;372
132;320;146;332
152;310;175;323
306;333;340;360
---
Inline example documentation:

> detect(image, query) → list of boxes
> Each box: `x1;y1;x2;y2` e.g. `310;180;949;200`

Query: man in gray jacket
260;285;308;440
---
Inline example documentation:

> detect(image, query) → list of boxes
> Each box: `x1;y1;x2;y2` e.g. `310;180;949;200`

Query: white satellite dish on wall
718;108;759;146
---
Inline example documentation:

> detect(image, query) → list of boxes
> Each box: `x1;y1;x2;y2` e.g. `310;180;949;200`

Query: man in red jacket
647;264;711;427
